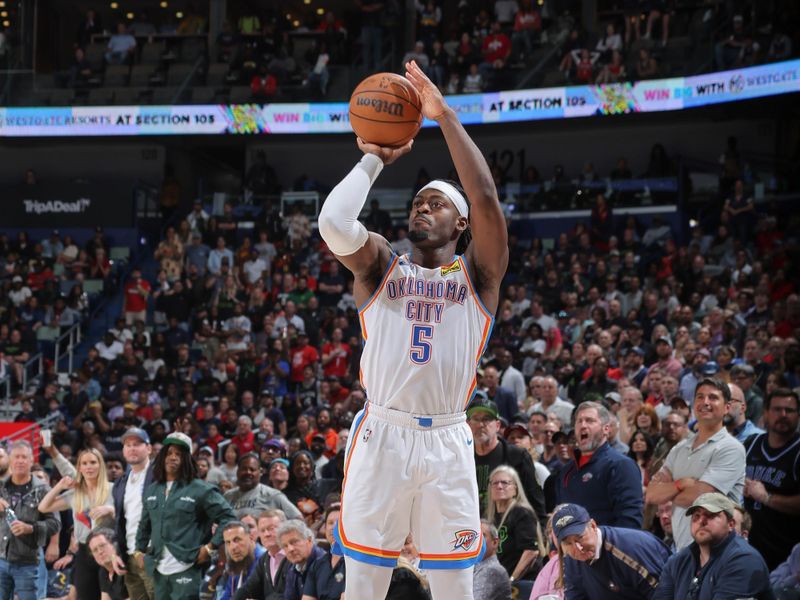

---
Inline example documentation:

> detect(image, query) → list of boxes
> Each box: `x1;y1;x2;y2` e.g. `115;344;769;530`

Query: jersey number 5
409;324;433;365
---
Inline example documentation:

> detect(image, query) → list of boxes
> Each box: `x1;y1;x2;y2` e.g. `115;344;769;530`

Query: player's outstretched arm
318;138;413;305
405;60;508;311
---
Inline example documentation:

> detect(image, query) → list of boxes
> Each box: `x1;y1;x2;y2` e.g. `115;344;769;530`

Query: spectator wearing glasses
468;397;547;525
724;382;764;442
653;492;770;600
743;388;800;571
486;465;543;582
87;528;126;600
730;363;765;426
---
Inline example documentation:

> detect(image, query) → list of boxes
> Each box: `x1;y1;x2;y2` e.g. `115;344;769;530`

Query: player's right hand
356;137;413;166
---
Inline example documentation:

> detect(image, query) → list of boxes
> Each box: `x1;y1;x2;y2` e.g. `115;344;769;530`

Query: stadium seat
151;87;181;105
104;64;130;87
140;41;166;64
109;247;130;262
167;63;197;87
179;38;206;63
87;88;114;105
205;63;230;87
85;43;107;71
112;87;144;105
190;87;216;104
129;65;158;87
48;89;75;106
229;86;252;104
83;279;104;295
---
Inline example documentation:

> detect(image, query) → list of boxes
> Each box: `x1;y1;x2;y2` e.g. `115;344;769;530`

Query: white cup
41;430;52;448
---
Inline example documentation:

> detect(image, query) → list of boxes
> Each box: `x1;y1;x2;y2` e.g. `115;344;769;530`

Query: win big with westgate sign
0;59;797;137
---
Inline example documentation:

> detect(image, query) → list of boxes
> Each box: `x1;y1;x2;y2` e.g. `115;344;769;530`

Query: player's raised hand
404;60;449;121
356;136;413;165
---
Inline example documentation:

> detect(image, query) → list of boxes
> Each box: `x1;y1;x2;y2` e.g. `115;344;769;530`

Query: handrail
53;322;82;375
21;352;44;393
0;413;63;460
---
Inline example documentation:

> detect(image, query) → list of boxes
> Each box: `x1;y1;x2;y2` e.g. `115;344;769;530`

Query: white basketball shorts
333;402;485;570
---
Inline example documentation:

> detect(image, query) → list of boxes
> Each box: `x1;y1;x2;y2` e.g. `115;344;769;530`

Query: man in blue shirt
554;503;671;599
654;492;771;600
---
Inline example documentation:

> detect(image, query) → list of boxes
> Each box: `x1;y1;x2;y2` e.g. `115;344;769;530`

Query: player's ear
455;216;468;233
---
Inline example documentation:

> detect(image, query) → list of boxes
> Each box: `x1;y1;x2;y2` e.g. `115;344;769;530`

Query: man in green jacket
135;432;236;600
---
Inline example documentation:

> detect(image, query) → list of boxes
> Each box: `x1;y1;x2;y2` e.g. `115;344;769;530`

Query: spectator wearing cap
480;367;518;422
197;446;227;486
554;401;644;528
678;348;712;404
504;423;550;489
134;432;237;598
267;458;290;492
623;346;648;388
645;378;745;550
308;433;329;478
653;492;770;600
724;382;764;442
528;376;575;429
553;502;671;599
730;363;765;426
468;397;547;524
223;453;301;521
110;428;155;600
647;336;682;380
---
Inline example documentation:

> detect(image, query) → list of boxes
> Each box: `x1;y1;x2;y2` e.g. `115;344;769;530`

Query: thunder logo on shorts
451;529;479;551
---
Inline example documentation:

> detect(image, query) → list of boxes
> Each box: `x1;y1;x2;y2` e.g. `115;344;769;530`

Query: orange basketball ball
349;72;422;147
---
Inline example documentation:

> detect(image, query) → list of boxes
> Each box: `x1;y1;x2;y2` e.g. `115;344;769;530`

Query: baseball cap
311;433;326;442
627;346;645;357
697;348;711;358
466;396;498;420
604;391;622;405
656;335;672;346
552;504;591;543
121;427;150;444
12;275;22;283
198;445;214;455
504;424;531;440
685;492;736;518
263;438;287;452
551;431;570;444
123;402;137;411
163;431;193;453
701;361;720;376
731;363;755;377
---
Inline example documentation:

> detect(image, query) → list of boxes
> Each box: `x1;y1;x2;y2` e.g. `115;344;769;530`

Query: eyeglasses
769;406;798;415
490;480;515;488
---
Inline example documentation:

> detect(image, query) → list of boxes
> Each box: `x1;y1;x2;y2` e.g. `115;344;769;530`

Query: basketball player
318;60;508;599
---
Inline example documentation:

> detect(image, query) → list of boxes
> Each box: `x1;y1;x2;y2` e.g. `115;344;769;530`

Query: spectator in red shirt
123;268;150;326
479;21;511;88
512;0;541;63
290;332;319;385
321;327;351;379
230;414;256;455
304;407;338;458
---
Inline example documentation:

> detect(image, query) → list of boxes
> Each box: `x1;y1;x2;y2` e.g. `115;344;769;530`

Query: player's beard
408;230;429;243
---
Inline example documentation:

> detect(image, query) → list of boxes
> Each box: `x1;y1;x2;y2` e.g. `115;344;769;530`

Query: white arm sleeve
318;153;383;256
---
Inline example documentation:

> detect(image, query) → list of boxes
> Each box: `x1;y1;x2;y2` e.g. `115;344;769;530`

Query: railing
54;322;82;376
21;352;44;393
0;413;63;461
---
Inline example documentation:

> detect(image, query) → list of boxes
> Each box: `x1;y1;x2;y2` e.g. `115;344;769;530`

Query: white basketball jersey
358;254;494;415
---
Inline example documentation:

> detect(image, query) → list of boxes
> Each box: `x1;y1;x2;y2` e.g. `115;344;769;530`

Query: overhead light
2;20;9;27
316;8;324;15
175;11;184;18
0;2;6;7
293;19;300;27
110;1;118;8
160;1;168;6
0;11;7;17
303;0;311;4
126;12;134;19
286;13;292;20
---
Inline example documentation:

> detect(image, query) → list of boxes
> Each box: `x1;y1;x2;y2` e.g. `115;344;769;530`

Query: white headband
417;181;469;219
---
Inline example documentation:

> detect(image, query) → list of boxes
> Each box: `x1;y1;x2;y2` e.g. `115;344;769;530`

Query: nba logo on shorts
450;529;478;551
362;428;373;443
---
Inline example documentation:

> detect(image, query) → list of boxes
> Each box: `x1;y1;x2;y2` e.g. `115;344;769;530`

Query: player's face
408;189;465;248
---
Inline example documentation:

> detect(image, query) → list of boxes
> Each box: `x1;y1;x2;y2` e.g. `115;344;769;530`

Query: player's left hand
404;60;450;122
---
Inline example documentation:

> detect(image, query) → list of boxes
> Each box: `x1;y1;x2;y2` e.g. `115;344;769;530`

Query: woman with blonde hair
39;447;115;600
530;507;567;599
485;465;544;582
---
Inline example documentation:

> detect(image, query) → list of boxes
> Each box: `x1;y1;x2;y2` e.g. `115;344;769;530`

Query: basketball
349;72;423;147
